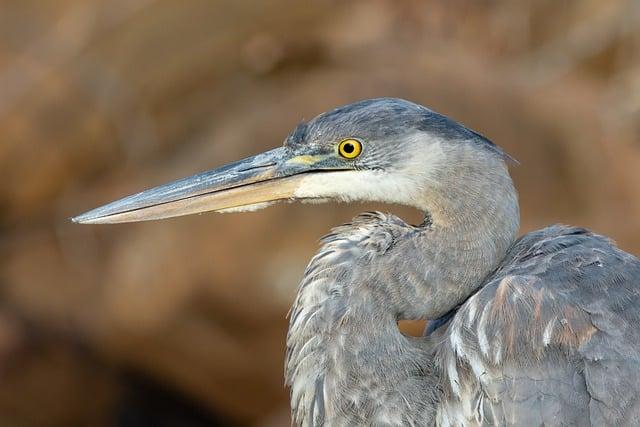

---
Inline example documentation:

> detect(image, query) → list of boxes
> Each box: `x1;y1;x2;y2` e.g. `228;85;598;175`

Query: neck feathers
285;213;438;426
415;148;520;317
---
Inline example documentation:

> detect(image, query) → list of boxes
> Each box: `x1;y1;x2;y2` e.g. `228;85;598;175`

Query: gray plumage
282;99;640;426
73;98;640;426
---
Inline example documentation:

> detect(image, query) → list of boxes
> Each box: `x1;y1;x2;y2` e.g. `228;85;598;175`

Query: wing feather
437;225;640;426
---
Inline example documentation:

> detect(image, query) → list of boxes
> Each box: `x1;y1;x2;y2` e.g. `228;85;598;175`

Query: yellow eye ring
338;139;362;159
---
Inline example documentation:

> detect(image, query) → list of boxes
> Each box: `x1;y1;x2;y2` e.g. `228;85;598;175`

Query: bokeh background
1;0;640;425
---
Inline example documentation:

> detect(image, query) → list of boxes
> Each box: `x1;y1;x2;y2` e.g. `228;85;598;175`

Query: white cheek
293;136;445;209
293;170;424;209
294;138;446;209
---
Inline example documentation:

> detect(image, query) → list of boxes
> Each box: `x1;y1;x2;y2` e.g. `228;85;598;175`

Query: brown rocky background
1;0;639;425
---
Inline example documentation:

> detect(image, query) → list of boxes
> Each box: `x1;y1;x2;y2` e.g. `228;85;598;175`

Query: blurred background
1;0;639;425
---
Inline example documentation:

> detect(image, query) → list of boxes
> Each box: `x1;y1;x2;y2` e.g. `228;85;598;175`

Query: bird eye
338;139;362;159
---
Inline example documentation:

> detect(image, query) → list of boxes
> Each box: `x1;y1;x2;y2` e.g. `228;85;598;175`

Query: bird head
73;98;508;224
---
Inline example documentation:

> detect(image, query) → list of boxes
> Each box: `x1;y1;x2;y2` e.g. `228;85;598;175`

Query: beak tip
72;197;133;224
71;208;109;225
70;213;93;224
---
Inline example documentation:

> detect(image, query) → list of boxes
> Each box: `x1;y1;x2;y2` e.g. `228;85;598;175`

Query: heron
74;98;640;426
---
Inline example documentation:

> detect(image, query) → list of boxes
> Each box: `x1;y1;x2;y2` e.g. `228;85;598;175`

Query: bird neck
407;150;520;318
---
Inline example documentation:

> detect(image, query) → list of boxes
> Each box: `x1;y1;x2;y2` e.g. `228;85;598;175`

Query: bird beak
72;147;330;224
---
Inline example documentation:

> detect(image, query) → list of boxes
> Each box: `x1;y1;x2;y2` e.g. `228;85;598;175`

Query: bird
73;98;640;426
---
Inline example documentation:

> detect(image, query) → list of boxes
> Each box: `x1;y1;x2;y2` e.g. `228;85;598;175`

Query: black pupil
343;142;355;154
